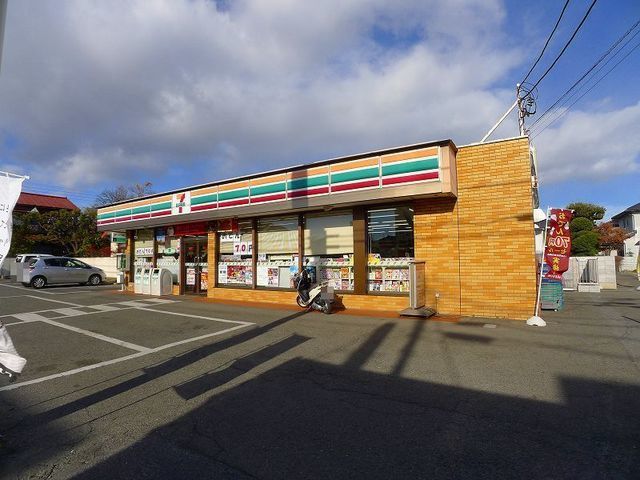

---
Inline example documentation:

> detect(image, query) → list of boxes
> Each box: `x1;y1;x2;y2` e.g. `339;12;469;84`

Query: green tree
572;231;600;256
38;209;108;256
566;202;605;223
9;211;47;256
569;217;594;237
566;202;604;256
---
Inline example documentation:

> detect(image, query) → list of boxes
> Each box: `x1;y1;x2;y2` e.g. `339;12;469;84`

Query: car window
24;256;35;262
67;259;86;268
16;255;23;262
44;258;62;267
28;258;39;266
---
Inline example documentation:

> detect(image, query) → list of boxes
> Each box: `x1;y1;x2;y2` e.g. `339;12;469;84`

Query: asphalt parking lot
1;277;639;479
0;283;253;387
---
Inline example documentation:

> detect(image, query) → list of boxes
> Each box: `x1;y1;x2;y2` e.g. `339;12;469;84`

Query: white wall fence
562;256;617;290
1;257;119;279
619;255;638;272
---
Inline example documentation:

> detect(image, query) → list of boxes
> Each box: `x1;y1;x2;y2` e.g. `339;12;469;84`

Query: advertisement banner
544;208;573;281
0;175;25;270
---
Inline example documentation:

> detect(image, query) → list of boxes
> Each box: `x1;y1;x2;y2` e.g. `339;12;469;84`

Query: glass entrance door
183;236;208;295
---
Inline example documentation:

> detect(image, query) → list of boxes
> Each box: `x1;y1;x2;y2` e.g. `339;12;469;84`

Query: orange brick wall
457;138;536;319
413;137;536;320
207;286;408;311
414;196;461;315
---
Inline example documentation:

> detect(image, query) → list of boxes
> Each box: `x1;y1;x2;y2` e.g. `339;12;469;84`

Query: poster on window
200;270;208;291
257;265;269;286
218;264;228;283
233;241;252;255
544;208;573;281
186;268;196;285
227;265;248;284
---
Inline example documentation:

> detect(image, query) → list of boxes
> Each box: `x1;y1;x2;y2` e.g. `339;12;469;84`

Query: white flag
0;174;24;271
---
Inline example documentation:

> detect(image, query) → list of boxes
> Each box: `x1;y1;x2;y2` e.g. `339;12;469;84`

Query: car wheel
31;276;47;289
88;274;102;286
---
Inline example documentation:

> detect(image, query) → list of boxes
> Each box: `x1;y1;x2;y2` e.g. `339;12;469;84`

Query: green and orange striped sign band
97;146;441;227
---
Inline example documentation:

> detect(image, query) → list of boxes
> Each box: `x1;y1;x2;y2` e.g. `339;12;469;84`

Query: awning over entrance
97;140;457;232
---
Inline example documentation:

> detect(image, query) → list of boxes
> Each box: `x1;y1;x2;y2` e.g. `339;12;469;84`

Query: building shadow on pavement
68;361;640;479
1;314;639;479
68;320;638;479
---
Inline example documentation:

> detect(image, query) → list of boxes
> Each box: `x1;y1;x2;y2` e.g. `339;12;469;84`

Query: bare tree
93;182;154;207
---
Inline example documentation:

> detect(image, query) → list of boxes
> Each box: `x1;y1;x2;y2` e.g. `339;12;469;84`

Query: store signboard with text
544;208;573;281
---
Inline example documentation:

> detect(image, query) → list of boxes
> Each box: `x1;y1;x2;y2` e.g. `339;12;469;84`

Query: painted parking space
6;322;140;380
0;282;255;392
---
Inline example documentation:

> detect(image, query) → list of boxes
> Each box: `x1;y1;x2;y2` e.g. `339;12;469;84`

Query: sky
0;0;638;219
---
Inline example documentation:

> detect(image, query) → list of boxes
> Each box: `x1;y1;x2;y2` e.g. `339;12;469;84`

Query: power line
530;17;640;130
520;0;572;85
528;0;600;92
532;38;640;138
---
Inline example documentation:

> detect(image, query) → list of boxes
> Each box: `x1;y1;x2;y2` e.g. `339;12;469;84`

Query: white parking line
0;283;117;295
51;308;88;317
37;317;151;352
10;312;49;323
0;322;253;391
135;307;254;326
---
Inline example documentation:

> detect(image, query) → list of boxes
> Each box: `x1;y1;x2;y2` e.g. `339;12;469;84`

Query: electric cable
531;38;640;138
530;17;640;130
528;0;600;92
520;0;572;85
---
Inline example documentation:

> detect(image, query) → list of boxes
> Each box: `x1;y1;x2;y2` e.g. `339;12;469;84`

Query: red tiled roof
16;192;79;210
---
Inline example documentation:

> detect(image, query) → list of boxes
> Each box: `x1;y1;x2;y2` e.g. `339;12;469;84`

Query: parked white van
15;254;53;283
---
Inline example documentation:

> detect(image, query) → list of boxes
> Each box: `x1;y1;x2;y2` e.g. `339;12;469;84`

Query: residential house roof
15;192;79;213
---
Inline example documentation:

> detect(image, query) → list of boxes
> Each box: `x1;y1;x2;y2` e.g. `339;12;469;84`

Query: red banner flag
544;208;573;281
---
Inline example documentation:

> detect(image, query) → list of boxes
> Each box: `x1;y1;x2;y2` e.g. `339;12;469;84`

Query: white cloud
0;0;520;191
533;102;640;183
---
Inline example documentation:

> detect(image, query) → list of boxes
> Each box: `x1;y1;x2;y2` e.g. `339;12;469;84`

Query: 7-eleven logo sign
172;192;191;215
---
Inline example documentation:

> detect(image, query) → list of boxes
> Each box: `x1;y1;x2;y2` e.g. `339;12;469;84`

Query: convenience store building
97;136;538;320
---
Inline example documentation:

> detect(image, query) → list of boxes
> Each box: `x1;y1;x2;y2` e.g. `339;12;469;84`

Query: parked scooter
293;262;332;314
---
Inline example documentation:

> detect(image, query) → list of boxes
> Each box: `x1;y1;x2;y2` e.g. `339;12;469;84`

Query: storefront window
133;229;154;268
156;230;180;285
218;220;253;287
367;206;414;293
257;216;298;288
303;212;354;291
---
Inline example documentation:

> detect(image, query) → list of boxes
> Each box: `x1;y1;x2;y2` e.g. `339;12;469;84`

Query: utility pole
516;83;526;136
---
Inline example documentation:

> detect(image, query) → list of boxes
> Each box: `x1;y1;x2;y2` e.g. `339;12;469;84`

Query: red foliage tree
596;221;633;254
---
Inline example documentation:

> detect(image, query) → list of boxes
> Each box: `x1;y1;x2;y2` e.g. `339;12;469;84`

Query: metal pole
534;207;550;318
0;170;30;179
517;83;527;137
480;99;518;143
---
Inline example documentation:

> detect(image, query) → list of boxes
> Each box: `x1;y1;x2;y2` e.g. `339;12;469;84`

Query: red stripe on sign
289;187;329;198
382;171;438;186
132;213;151;220
98;219;115;225
331;179;379;192
250;193;286;204
218;198;249;208
151;210;172;217
191;203;217;212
